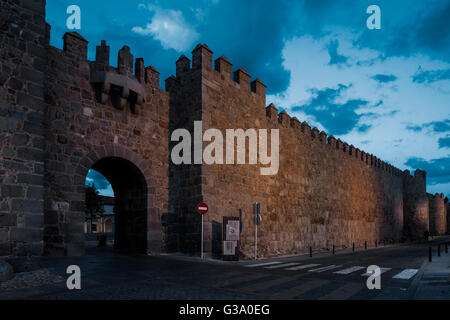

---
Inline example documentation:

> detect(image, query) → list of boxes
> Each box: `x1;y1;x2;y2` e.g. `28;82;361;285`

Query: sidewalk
162;237;447;266
410;246;450;300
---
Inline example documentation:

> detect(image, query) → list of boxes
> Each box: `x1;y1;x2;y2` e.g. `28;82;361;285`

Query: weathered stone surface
0;260;14;283
428;193;446;236
0;1;447;259
0;0;46;256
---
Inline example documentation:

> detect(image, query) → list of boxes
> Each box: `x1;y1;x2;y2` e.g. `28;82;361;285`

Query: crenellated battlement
427;193;445;199
171;43;267;99
3;1;448;259
261;103;403;177
60;32;163;115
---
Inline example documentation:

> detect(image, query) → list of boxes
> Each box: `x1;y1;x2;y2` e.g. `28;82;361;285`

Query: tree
85;184;105;224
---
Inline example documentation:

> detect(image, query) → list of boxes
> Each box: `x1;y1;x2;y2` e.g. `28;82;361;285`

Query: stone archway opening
85;157;148;254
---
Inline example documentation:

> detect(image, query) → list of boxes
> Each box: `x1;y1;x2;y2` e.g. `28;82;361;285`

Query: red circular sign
197;202;208;215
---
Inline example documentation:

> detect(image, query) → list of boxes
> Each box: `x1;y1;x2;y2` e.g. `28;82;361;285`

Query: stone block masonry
0;1;448;258
170;45;406;258
0;0;48;256
428;193;446;236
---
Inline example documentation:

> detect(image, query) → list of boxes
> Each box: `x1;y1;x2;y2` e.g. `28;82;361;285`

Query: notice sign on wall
223;240;236;255
226;220;240;241
222;216;240;261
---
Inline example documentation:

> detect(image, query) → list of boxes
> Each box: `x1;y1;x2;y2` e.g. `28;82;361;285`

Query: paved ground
410;243;450;299
0;236;449;300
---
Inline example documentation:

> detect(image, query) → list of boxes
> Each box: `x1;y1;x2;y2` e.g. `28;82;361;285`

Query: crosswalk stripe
334;266;365;275
309;265;342;273
264;262;301;269
361;267;391;276
392;269;418;280
244;261;281;267
285;263;320;271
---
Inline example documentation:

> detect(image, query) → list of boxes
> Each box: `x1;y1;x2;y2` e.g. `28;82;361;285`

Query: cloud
85;169;111;191
406;124;423;132
405;156;450;185
291;84;371;135
132;5;199;52
129;1;305;94
357;124;372;133
355;1;450;64
438;135;450;148
371;74;397;83
412;67;450;84
406;119;450;133
327;39;348;65
193;0;304;94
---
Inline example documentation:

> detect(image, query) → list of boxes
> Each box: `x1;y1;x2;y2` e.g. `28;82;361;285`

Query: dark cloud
357;124;372;133
405;157;450;185
355;1;450;63
412;67;450;84
192;0;305;94
406;124;423;132
46;0;450;96
47;0;307;94
430;120;450;133
327;40;348;65
292;84;371;135
406;119;450;133
85;169;111;190
438;136;450;148
371;74;397;83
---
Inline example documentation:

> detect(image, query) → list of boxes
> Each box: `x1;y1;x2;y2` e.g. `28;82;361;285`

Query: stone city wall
168;45;406;258
0;1;448;257
427;193;446;236
42;33;169;255
0;0;48;256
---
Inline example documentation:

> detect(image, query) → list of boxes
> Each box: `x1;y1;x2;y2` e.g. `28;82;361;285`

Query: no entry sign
197;202;208;215
198;202;208;259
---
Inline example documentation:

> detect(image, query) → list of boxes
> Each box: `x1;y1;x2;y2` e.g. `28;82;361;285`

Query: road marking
309;265;342;273
361;267;391;276
264;262;301;269
392;269;418;280
271;279;327;299
244;261;281;267
285;263;320;271
334;266;365;275
319;282;365;300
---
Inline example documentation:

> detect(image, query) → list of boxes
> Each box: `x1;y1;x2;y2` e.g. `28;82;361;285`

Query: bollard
352;242;355;252
332;245;335;255
438;244;441;257
446;243;448;254
309;246;312;257
364;241;367;250
429;247;432;262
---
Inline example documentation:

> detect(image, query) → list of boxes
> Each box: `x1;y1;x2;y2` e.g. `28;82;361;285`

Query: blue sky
46;1;450;197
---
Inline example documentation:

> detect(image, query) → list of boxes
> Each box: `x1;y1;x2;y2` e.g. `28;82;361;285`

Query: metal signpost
197;202;208;259
253;202;261;260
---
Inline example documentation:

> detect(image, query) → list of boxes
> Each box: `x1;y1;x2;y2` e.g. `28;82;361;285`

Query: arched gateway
79;149;150;253
1;0;448;259
53;145;163;256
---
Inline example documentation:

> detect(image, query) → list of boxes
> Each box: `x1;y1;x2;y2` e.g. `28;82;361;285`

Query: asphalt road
1;236;449;300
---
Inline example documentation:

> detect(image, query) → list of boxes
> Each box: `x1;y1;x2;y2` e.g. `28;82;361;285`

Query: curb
407;258;428;299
